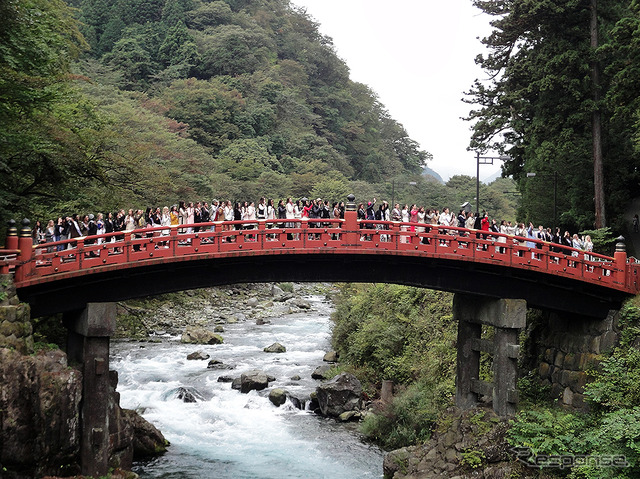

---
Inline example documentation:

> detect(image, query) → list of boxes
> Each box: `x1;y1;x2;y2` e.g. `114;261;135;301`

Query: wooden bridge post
455;311;481;409
15;219;33;283
614;236;627;285
453;294;526;417
5;219;18;250
64;302;116;477
344;194;359;245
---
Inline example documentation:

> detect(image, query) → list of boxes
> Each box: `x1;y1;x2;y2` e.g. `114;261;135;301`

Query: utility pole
591;0;606;228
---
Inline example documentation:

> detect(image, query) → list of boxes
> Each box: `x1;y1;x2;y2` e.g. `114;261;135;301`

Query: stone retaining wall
0;274;33;354
532;309;620;410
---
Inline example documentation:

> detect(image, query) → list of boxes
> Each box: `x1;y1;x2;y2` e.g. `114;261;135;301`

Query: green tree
195;25;274;77
0;0;88;227
215;138;282;181
466;0;635;232
158;21;198;78
161;0;195;26
160;77;244;151
96;17;126;56
186;2;233;30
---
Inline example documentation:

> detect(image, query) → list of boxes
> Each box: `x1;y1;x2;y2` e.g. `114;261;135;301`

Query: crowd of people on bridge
29;196;594;257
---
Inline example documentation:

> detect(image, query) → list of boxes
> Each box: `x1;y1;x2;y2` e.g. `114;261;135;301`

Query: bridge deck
3;218;638;317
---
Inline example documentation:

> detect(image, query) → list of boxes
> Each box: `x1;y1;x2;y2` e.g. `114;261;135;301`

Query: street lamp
526;171;558;229
475;152;511;215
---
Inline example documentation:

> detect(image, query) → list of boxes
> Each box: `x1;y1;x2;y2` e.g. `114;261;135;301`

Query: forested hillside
1;0;433;229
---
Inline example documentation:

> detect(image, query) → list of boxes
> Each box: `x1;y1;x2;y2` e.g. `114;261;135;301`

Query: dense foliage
1;0;436;232
330;284;456;449
0;0;527;238
508;299;640;478
466;0;640;233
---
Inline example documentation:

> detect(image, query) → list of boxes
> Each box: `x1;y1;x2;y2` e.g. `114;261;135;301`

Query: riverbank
115;282;335;339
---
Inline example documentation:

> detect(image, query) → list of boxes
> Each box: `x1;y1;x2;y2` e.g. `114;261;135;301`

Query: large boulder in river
269;388;289;407
316;373;362;417
240;370;272;393
263;342;286;353
123;408;169;458
187;351;210;360
181;326;223;345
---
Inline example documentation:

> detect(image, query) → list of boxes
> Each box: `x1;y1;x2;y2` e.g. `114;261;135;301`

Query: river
110;293;384;479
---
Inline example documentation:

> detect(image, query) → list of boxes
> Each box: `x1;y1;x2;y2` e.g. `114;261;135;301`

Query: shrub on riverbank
331;284;456;448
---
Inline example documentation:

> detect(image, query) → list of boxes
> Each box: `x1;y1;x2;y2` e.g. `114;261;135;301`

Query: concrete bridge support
64;302;115;477
454;294;526;417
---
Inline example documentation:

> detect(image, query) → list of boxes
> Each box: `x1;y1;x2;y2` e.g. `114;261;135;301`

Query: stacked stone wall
534;309;619;410
0;274;33;354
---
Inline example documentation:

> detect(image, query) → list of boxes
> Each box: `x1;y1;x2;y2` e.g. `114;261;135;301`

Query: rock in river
263;342;286;353
315;373;362;417
268;388;289;407
239;370;274;393
186;351;210;360
180;326;223;345
311;364;332;380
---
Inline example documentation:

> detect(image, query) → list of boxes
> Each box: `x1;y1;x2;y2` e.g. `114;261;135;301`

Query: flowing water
110;294;384;479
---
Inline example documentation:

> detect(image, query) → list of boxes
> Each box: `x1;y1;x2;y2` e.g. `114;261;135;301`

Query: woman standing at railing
572;234;583;257
416;207;426;234
465;212;475;230
124;209;136;233
45;220;55;252
409;204;418;232
161;207;171;234
186;202;195;234
178;201;187;233
277;199;286;229
169;206;179;226
54;217;65;251
96;213;105;244
285;197;295;228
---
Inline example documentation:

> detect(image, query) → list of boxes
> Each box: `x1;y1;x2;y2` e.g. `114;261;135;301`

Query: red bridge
2;198;639;477
2;201;638;318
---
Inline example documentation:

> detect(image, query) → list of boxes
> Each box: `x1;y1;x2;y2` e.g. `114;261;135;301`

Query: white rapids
110;295;384;479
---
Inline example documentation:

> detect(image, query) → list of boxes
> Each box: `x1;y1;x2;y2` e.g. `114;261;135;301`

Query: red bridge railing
6;212;640;295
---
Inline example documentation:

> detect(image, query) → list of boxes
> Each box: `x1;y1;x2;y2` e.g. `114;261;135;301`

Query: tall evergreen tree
466;0;636;231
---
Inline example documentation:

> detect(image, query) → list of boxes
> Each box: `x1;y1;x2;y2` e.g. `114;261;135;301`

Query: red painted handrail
9;217;639;296
0;249;20;275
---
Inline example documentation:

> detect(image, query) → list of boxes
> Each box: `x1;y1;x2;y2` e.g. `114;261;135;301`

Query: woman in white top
95;213;105;244
125;209;136;232
286;198;295;222
583;235;593;261
400;204;410;243
246;201;256;220
223;200;234;232
572;234;582;256
293;200;301;220
465;212;475;230
417;207;426;233
401;205;410;223
266;199;276;220
161;206;171;235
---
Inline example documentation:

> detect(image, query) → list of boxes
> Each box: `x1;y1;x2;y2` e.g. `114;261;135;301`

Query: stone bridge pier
454;294;526;417
64;302;115;477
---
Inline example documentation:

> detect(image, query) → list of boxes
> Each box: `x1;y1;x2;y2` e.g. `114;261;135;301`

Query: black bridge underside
18;253;630;318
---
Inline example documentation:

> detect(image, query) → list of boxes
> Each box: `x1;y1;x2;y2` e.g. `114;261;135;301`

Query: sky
291;0;498;181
